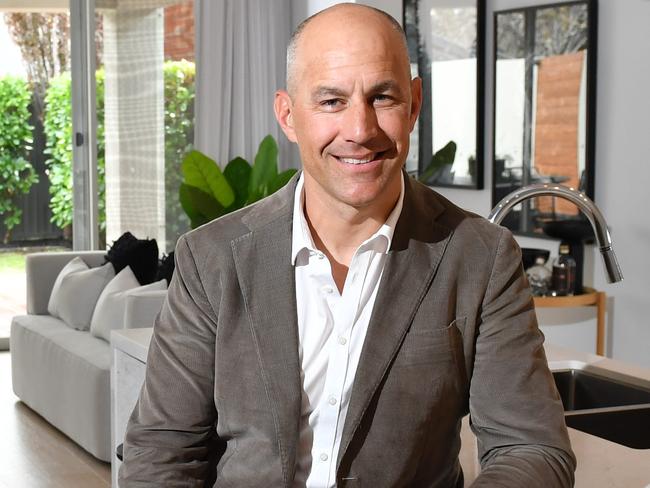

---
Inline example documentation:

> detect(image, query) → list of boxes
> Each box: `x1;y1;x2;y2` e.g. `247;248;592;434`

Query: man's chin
335;185;398;211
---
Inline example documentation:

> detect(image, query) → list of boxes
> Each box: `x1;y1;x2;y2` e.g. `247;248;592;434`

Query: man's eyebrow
311;86;348;100
310;80;403;101
369;80;401;94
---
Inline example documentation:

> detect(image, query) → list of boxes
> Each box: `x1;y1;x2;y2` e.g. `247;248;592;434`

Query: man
120;4;575;487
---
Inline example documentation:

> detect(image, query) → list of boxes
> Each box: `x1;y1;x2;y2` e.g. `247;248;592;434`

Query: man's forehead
286;4;409;95
295;6;402;59
296;45;408;88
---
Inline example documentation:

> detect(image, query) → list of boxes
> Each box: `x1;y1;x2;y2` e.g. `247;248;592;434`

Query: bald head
286;3;410;96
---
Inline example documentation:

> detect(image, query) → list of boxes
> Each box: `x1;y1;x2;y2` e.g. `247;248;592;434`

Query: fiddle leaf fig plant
181;149;235;209
179;135;297;229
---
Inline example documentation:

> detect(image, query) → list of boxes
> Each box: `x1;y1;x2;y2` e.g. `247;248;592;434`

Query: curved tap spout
488;183;623;283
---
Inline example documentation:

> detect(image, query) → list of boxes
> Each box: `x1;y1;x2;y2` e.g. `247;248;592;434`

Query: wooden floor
0;351;111;487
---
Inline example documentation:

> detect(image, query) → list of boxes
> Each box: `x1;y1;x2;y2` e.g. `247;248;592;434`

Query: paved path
0;270;26;340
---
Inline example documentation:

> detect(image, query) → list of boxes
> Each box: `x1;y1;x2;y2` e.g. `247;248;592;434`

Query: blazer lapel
231;182;302;486
337;175;455;469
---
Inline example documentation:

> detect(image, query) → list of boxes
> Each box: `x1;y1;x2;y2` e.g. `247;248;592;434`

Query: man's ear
274;90;297;143
409;77;423;132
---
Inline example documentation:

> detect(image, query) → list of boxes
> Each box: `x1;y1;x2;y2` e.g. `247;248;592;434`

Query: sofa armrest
26;250;107;315
123;289;167;329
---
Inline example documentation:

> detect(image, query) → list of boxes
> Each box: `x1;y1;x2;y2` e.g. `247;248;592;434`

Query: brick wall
533;51;585;217
165;0;194;61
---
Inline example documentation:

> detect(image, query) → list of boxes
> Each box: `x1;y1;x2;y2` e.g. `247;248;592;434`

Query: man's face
275;9;422;213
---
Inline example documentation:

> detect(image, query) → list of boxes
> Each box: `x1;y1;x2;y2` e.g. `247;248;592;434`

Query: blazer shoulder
179;178;296;259
408;176;506;248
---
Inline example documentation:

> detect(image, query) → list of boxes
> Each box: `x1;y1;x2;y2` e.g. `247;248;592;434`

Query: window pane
96;0;195;253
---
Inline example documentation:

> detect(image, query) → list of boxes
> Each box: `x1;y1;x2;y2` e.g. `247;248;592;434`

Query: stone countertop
111;330;650;487
462;343;650;487
547;344;650;488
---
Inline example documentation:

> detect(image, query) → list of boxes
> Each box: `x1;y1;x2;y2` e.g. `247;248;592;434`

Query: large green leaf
181;150;235;208
267;169;298;195
179;183;202;224
223;157;252;211
248;135;278;203
179;183;225;228
418;140;457;184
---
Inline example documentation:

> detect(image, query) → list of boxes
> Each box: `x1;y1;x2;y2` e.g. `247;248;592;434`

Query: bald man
120;4;575;487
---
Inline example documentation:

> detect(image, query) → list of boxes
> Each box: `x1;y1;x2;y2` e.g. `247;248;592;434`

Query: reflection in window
494;3;593;236
404;0;482;188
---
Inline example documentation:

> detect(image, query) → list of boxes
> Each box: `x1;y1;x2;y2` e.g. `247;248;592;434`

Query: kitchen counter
461;343;650;487
112;330;650;487
547;344;650;487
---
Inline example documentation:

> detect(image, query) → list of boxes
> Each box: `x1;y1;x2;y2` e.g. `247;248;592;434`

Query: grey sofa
10;251;167;462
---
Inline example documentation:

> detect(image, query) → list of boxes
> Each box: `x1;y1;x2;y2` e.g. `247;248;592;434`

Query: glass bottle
552;243;576;296
526;256;551;296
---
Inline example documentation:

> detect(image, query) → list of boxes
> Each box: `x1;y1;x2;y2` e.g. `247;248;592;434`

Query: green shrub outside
0;76;38;243
43;61;194;250
42;73;73;230
43;70;106;234
164;60;194;250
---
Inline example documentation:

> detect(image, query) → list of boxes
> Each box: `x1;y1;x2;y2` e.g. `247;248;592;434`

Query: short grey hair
285;3;409;95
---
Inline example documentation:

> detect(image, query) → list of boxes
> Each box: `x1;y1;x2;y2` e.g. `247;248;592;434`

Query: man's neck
302;177;401;292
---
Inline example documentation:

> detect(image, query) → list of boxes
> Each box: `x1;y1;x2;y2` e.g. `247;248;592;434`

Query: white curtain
194;0;300;171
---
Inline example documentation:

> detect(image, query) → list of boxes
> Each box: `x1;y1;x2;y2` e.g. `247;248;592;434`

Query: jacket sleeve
469;228;576;487
119;235;222;487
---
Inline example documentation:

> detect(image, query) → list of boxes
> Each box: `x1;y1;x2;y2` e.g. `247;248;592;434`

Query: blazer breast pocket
396;317;466;368
388;317;468;408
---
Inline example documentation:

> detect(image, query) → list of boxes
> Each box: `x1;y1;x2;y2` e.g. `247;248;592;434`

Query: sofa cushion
11;314;111;370
47;257;115;331
90;266;167;342
47;256;87;315
10;314;111;461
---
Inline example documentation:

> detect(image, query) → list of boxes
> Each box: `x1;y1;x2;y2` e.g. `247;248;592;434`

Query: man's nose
341;101;380;144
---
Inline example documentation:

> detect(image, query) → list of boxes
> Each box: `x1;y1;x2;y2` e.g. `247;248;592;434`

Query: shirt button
328;396;337;406
321;285;334;294
338;336;347;345
317;253;325;260
320;453;328;462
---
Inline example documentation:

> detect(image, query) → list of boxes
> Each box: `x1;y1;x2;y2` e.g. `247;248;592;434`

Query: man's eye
373;94;392;105
321;99;342;109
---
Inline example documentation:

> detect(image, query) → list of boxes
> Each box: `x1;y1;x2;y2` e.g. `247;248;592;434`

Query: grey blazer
119;173;575;487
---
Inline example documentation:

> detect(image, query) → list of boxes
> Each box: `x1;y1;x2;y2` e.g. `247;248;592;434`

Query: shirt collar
291;173;405;265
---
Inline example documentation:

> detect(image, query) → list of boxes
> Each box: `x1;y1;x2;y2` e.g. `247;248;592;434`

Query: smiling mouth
335;152;385;165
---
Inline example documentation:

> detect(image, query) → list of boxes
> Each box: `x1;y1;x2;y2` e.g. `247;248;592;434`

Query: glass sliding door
0;4;73;348
95;0;195;254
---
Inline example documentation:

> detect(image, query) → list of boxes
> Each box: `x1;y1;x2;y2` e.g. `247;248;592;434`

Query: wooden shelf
533;287;607;356
534;286;598;307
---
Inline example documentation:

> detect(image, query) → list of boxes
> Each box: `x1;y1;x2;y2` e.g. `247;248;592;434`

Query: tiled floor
0;352;111;487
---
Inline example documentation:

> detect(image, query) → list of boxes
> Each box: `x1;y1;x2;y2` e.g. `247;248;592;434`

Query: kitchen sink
552;365;650;449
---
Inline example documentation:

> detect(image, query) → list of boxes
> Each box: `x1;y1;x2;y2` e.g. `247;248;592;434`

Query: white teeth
339;155;375;165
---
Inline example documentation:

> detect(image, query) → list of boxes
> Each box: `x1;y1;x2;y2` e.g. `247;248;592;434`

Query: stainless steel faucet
488;183;623;283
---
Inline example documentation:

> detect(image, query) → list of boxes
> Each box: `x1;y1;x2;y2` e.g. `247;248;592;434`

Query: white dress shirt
291;175;404;488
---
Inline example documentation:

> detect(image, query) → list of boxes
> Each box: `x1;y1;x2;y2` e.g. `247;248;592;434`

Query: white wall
290;0;650;367
447;0;650;367
589;0;650;365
